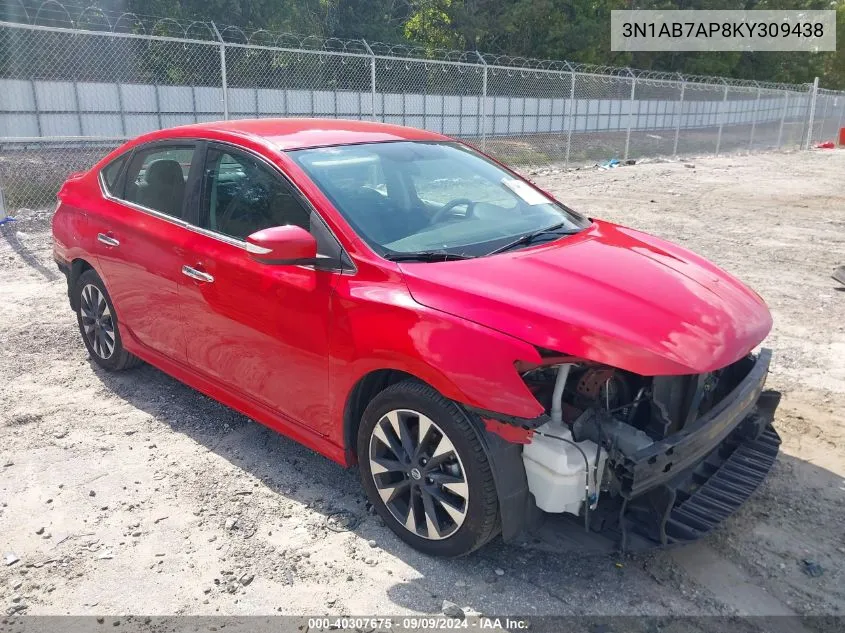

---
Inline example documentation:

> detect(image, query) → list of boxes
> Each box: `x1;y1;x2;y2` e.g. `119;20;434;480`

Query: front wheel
357;381;500;557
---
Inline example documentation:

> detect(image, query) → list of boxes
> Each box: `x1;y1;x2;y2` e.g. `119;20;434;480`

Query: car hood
398;220;772;376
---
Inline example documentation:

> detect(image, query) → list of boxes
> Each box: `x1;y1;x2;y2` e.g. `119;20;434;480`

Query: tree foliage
121;0;844;87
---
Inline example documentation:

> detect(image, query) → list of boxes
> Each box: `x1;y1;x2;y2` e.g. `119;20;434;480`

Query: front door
178;144;345;434
91;143;198;362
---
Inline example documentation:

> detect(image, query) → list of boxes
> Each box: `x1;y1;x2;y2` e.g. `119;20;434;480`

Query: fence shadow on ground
1;222;58;280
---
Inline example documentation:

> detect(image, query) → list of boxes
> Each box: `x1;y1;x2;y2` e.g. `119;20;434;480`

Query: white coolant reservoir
522;421;606;515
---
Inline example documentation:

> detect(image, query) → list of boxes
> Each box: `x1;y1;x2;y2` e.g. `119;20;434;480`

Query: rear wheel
357;380;499;557
75;269;142;371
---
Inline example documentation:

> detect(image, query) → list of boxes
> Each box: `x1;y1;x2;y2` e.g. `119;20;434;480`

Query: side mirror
245;225;317;265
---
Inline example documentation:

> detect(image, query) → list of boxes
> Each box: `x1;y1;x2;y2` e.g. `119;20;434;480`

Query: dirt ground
1;149;843;625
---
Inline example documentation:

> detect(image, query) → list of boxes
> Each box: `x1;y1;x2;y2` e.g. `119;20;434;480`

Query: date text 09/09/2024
307;617;530;630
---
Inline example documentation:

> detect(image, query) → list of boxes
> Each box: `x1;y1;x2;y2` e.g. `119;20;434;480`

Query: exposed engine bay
523;359;751;447
515;353;780;548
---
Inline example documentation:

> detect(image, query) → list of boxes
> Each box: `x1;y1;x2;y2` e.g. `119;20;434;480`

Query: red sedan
52;119;780;557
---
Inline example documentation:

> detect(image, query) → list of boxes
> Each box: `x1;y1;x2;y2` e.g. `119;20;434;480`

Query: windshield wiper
383;250;473;263
487;223;580;256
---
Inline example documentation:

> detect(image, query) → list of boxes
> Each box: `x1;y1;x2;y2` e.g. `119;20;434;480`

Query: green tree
104;0;844;88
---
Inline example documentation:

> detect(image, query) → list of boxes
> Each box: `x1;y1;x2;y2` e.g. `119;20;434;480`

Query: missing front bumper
516;402;780;553
511;350;781;552
618;419;780;550
617;348;774;498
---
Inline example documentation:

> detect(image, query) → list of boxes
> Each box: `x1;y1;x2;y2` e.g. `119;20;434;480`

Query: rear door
177;143;347;434
92;142;199;362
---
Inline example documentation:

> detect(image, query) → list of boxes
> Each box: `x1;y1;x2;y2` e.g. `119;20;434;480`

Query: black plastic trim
54;254;70;276
618;348;772;498
460;407;534;542
463;405;550;430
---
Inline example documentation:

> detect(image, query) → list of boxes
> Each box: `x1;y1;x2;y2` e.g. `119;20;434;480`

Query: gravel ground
0;149;843;625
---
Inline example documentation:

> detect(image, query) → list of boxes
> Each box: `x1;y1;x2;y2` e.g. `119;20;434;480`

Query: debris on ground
326;509;360;532
801;559;824;578
597;158;621;169
684;163;695;169
4;552;20;566
30;557;57;568
833;265;845;286
441;600;465;619
816;141;835;149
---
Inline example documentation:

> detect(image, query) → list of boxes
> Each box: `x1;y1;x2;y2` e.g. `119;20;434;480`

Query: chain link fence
1;1;844;217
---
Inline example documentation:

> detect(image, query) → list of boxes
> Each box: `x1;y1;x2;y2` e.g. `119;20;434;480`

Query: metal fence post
116;80;127;137
475;51;487;151
361;39;376;122
153;84;163;130
817;90;830;143
624;69;636;161
72;80;84;135
211;22;229;120
0;182;6;223
804;77;819;149
748;83;761;151
673;73;685;156
715;79;729;155
565;63;576;166
777;91;789;149
30;79;43;137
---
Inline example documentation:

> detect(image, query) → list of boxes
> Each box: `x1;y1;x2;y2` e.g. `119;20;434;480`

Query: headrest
145;159;184;187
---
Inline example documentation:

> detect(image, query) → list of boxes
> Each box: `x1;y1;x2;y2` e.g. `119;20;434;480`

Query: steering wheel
430;198;476;224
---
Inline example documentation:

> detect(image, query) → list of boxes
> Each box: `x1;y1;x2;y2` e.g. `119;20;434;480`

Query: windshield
288;141;590;258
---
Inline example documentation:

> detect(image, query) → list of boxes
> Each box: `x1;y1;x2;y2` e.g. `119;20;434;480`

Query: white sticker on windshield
501;178;553;206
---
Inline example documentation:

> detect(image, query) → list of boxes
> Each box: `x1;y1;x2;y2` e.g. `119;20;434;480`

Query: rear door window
100;154;128;195
121;146;195;218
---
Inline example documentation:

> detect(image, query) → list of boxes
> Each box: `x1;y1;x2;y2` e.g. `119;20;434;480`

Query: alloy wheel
368;409;469;540
80;283;115;360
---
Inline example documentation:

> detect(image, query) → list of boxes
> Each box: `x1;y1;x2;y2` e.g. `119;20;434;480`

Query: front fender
328;277;545;439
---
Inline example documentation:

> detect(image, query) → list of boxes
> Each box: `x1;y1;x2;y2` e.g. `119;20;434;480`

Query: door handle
97;233;119;247
182;265;214;283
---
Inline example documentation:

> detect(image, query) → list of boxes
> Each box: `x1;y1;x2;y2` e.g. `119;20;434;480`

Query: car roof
159;118;451;151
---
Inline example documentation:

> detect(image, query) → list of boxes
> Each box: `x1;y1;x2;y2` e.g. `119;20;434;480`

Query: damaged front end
500;348;781;551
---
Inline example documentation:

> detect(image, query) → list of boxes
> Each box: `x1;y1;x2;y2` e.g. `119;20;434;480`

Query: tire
357;380;500;557
75;269;142;371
